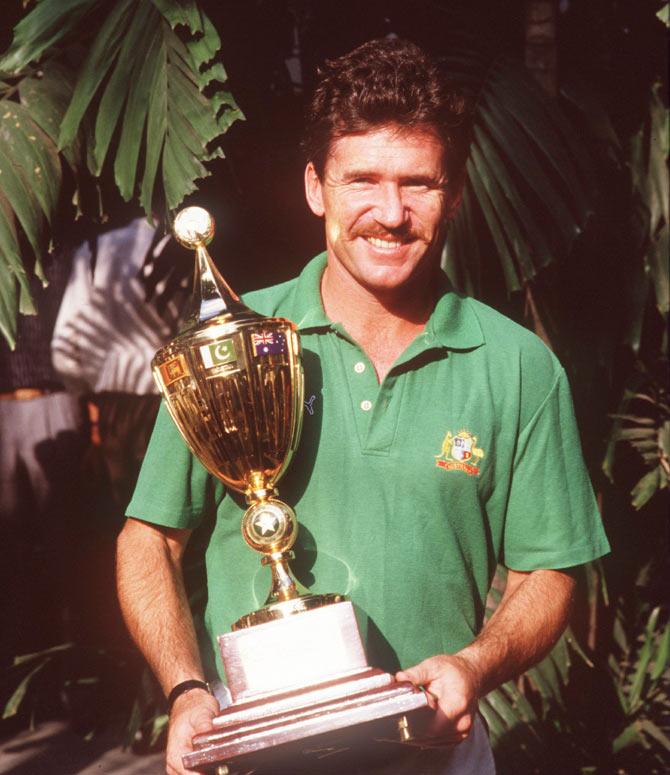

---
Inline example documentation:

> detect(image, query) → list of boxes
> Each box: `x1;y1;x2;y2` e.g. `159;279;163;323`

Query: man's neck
320;260;438;382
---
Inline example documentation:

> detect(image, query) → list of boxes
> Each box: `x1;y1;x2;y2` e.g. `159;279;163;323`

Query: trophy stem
236;502;344;631
262;551;308;604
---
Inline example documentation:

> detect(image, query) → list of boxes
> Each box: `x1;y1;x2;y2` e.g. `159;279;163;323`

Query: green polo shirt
127;253;609;680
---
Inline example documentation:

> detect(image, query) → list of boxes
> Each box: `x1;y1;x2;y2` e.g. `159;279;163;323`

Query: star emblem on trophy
252;510;280;537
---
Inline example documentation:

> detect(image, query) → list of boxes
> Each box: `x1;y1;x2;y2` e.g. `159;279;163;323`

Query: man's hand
166;688;219;775
396;570;576;748
396;654;481;747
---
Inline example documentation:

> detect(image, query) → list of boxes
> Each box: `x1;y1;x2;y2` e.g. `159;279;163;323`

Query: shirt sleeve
502;368;610;570
125;401;217;529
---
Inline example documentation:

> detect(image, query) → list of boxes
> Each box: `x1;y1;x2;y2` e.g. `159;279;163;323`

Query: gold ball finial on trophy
173;206;215;249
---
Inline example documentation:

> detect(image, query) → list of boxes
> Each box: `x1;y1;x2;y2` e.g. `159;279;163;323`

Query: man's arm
116;517;219;774
397;568;576;744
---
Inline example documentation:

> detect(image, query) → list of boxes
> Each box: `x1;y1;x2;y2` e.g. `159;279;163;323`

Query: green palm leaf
58;0;137;152
443;54;594;296
0;0;242;347
0;71;70;346
0;0;99;74
151;0;203;32
90;0;156;175
631;82;669;317
0;54;91;347
2;658;51;719
57;0;242;214
481;679;543;766
17;62;87;173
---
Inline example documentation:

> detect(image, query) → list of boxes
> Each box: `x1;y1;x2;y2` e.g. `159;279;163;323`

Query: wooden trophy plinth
183;601;429;773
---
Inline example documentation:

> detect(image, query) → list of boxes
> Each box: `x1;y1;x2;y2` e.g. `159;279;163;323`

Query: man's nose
373;183;407;229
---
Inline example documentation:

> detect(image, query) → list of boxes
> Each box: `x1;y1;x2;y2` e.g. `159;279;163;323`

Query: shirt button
360;400;372;411
354;361;366;373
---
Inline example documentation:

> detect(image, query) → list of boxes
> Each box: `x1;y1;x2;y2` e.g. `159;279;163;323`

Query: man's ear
444;176;465;221
445;189;463;221
304;162;325;217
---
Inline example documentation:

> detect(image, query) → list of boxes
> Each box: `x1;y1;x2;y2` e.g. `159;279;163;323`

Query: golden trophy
152;207;429;773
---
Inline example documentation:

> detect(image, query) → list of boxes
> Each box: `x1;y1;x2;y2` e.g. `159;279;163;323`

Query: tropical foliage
0;0;242;348
602;77;669;513
1;2;668;773
443;47;595;297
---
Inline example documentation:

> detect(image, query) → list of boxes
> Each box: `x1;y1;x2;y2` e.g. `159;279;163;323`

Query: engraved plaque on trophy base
183;602;429;772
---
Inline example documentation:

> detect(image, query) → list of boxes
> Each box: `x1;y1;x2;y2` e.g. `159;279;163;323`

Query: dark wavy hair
303;38;472;191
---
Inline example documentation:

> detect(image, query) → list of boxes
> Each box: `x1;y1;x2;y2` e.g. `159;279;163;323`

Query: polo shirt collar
292;253;332;331
427;273;485;351
292;252;484;351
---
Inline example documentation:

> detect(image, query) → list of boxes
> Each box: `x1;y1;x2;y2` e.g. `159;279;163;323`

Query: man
117;38;609;774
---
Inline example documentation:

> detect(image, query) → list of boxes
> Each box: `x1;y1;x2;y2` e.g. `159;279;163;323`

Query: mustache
354;225;417;242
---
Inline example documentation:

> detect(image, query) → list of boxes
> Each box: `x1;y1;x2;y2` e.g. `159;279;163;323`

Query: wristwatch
167;679;211;714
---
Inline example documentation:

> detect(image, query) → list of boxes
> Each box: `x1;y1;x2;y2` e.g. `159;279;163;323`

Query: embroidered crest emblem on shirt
435;430;485;476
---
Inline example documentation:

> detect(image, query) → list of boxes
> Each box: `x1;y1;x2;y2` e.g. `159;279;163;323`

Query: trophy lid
174;206;260;329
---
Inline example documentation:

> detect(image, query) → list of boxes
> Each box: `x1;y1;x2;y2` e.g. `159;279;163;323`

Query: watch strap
167;679;211;714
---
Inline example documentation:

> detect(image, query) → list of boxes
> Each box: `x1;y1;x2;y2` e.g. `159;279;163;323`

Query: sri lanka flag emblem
159;354;188;386
251;331;287;356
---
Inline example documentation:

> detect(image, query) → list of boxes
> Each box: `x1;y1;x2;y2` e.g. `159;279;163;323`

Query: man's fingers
166;694;219;774
167;750;194;775
168;757;194;775
396;660;434;686
409;710;474;748
397;663;441;709
455;713;472;734
397;656;479;749
191;706;216;734
166;746;186;775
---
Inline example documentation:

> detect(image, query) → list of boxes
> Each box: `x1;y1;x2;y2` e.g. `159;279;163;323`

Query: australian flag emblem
251;331;287;356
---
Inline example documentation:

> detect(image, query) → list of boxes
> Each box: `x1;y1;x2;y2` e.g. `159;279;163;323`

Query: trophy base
183;601;429;773
233;592;344;629
184;668;430;773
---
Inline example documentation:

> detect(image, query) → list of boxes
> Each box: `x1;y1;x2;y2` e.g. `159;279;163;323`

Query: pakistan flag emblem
200;339;237;369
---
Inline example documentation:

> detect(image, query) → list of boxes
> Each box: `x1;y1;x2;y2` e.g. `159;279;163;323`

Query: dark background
189;0;665;296
1;0;665;297
0;2;667;771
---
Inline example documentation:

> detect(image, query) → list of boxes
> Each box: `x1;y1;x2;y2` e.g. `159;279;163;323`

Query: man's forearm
397;568;576;743
117;518;220;774
116;518;204;695
458;568;576;696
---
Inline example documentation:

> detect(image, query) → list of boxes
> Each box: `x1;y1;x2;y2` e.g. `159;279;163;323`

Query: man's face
305;124;455;294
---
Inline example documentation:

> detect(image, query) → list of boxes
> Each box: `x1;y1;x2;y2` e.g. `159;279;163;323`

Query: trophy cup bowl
152;207;429;773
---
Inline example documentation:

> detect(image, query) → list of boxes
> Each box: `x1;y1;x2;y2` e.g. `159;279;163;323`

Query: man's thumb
396;659;432;686
191;706;216;733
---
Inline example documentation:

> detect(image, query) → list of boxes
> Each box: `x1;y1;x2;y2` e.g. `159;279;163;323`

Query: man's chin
355;250;438;293
353;265;423;295
327;241;438;295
